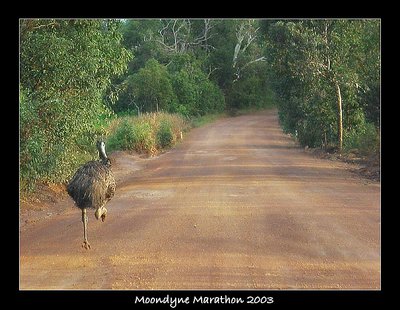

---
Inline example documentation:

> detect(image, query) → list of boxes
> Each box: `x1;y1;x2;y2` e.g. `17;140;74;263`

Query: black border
14;290;387;307
13;9;392;307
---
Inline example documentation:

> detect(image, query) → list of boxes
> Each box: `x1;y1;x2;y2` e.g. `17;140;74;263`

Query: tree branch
241;56;267;71
207;66;220;78
154;19;215;54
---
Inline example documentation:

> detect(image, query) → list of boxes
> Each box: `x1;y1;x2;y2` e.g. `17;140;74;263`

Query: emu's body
67;141;116;249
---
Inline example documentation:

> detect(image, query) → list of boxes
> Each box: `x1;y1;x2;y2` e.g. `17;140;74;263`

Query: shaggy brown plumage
67;141;116;249
67;160;115;211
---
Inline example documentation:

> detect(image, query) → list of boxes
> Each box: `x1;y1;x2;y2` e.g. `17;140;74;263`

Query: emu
67;140;116;249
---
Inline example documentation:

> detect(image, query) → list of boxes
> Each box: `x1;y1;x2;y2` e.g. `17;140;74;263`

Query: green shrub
168;54;226;117
106;112;188;156
20;89;95;193
19;20;132;195
343;122;380;156
107;119;136;151
132;122;156;154
116;58;177;114
156;120;174;148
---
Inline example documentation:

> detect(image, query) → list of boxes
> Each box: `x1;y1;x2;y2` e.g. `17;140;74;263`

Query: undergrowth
343;122;380;157
106;112;190;156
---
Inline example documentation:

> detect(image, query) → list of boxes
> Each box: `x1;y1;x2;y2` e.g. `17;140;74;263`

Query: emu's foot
82;240;91;250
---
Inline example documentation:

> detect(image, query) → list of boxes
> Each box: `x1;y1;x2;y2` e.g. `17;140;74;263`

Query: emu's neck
98;144;108;162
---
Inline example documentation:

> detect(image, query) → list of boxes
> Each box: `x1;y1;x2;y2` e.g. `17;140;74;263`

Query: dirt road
20;109;380;290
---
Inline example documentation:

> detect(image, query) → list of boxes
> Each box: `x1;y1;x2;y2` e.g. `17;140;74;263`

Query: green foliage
132;122;156;154
168;54;226;117
356;21;380;126
21;20;132;99
114;19;273;119
20;19;132;192
169;68;198;116
205;19;238;88
20;87;95;190
198;78;226;114
226;65;275;110
266;19;380;151
115;52;225;117
107;117;159;155
106;112;189;156
343;122;380;156
121;19;165;72
107;119;136;151
118;58;177;113
156;120;174;148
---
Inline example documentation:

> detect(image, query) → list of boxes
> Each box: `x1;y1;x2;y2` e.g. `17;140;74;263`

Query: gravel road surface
20;109;380;290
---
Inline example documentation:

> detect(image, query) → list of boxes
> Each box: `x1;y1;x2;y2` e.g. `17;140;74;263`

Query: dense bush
343;122;380;156
197;77;226;115
156;120;174;148
107;119;136;151
168;54;226;117
20;20;132;193
266;20;380;152
20;87;99;191
226;66;275;111
107;112;189;156
114;53;226;118
132;122;156;154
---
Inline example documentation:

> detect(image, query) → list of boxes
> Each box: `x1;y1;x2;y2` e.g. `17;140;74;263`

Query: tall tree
20;19;132;187
231;19;266;83
127;58;176;113
266;19;379;151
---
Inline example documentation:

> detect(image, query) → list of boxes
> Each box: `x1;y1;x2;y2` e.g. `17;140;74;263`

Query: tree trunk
335;81;343;153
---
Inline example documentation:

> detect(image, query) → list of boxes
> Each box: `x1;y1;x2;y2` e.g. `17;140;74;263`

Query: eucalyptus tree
266;19;380;151
117;19;225;116
20;19;132;188
127;58;177;113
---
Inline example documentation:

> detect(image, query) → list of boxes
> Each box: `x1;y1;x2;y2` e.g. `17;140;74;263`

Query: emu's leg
81;208;91;250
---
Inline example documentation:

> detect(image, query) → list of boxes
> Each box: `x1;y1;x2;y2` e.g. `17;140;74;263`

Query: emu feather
67;140;116;249
67;161;115;209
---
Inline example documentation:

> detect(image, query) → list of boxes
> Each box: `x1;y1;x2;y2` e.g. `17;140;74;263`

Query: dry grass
106;112;190;156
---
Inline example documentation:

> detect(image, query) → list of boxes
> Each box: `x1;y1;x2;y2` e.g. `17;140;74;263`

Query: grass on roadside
190;112;226;128
106;112;190;156
100;106;277;157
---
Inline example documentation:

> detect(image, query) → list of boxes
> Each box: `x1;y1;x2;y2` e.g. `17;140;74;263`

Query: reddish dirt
19;109;380;290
